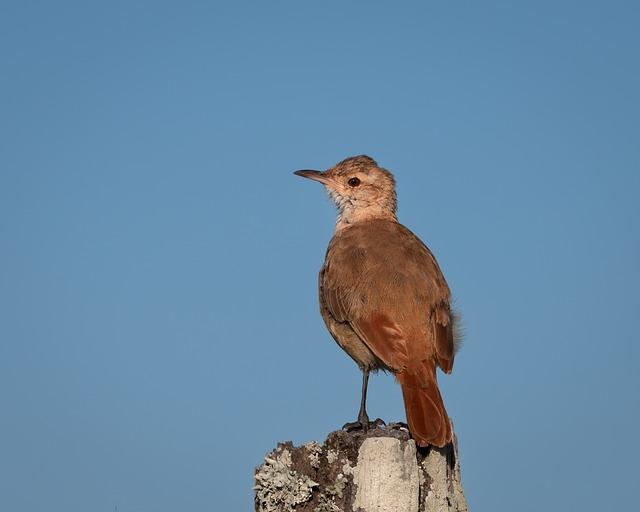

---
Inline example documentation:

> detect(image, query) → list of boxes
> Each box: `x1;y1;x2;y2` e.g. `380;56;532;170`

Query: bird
294;155;459;447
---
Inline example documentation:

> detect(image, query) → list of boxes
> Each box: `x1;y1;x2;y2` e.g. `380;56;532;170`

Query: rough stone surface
254;423;467;512
352;437;419;512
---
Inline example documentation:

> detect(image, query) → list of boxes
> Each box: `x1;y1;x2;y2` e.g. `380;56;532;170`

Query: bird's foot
342;418;386;433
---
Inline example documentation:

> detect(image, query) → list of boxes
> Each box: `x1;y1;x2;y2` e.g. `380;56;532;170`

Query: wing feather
350;312;409;372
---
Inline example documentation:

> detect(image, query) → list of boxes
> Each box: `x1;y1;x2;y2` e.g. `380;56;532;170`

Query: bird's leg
342;369;385;432
357;368;370;426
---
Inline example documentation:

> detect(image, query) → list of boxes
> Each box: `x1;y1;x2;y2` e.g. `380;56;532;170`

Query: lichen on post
254;423;467;512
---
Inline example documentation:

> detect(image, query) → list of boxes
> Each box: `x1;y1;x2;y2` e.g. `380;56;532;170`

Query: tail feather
397;360;451;447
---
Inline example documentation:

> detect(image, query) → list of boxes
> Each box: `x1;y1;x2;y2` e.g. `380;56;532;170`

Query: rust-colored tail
397;359;451;447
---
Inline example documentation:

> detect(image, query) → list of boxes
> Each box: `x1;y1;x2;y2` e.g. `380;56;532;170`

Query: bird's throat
335;204;398;232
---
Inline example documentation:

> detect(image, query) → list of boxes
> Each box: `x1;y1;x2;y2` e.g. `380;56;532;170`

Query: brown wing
350;312;410;372
320;219;456;374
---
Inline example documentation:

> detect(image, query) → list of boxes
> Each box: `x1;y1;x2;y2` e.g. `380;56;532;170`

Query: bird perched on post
294;155;459;447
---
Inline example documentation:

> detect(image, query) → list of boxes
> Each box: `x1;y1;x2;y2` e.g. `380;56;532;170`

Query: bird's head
294;155;397;229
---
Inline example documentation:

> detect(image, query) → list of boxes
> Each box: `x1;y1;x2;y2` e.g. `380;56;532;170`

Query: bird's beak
294;169;330;185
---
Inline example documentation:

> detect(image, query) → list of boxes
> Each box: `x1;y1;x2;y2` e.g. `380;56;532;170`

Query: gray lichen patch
304;441;323;469
341;461;354;476
325;473;348;498
314;494;343;512
254;446;319;512
314;474;348;512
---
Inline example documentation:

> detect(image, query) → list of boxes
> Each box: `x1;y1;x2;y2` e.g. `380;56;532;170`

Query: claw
342;418;386;433
342;420;365;432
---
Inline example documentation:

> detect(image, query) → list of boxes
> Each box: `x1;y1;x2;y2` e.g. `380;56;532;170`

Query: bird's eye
348;177;361;187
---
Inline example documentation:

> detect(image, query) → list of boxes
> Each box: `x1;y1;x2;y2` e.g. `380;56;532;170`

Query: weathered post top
254;423;467;512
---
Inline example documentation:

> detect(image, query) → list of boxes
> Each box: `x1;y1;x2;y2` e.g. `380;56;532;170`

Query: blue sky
1;1;639;510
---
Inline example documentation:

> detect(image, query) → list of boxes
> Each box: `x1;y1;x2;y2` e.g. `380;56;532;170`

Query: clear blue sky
1;1;639;511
